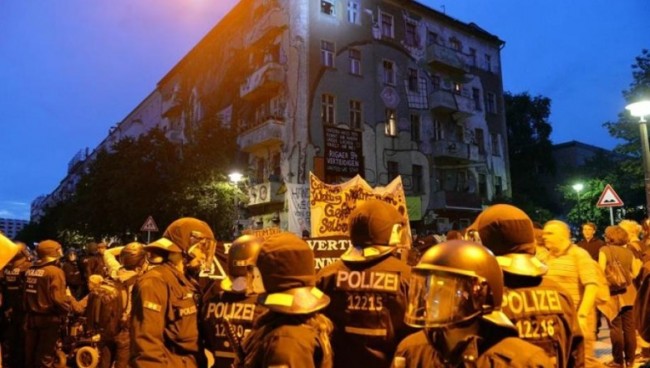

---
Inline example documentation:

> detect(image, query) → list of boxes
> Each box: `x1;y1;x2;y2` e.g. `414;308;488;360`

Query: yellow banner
0;233;19;270
309;173;411;244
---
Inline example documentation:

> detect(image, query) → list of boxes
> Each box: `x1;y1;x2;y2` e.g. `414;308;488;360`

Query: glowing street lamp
626;100;650;215
573;182;584;225
228;171;244;236
228;172;243;184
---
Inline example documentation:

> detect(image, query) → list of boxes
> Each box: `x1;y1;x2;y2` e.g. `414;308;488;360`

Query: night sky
1;0;647;220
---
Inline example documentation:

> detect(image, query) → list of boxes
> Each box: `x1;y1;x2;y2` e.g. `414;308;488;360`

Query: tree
504;92;556;214
602;49;650;216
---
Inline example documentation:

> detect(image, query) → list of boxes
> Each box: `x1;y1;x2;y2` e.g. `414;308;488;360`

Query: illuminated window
385;108;397;137
349;100;362;129
321;40;335;68
349;49;361;75
321;1;335;15
321;94;335;124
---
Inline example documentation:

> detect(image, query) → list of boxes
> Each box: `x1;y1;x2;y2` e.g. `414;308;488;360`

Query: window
347;1;360;24
433;119;444;140
321;0;335;15
405;21;417;47
472;88;481;111
385;108;397;137
412;165;423;194
349;100;362;129
449;38;462;51
427;31;438;46
478;173;487;198
485;53;492;72
469;48;477;66
432;75;441;90
382;60;395;85
494;176;503;195
486;92;497;114
387;161;399;181
380;12;394;38
491;133;500;156
321;40;335;68
349;49;361;75
410;114;420;142
321;94;335;125
475;128;485;154
453;82;462;95
407;68;418;92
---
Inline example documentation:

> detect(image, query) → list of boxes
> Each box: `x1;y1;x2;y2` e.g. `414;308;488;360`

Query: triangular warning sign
140;216;159;232
596;184;624;208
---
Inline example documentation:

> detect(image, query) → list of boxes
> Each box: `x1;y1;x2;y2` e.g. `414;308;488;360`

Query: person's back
317;255;412;367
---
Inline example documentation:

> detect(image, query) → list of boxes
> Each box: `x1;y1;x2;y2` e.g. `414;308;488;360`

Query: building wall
0;218;29;240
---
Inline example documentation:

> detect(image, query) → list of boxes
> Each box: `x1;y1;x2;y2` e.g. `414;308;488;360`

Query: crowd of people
2;200;650;368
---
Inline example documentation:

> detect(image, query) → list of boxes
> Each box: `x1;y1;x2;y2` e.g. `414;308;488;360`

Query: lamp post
626;100;650;215
572;182;584;226
228;172;243;236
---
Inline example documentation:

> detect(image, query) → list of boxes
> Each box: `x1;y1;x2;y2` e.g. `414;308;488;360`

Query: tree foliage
21;121;240;245
504;92;556;214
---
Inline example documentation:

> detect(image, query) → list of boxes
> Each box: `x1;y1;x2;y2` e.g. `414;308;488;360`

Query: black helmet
404;240;514;330
120;242;146;270
221;235;263;293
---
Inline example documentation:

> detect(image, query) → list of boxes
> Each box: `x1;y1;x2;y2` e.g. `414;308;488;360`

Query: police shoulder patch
143;301;162;312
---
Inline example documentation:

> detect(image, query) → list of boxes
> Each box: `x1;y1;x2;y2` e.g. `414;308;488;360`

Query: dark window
412;164;423;194
427;31;438;46
407;68;418;92
405;22;417;47
349;49;361;75
349;100;362;129
472;88;481;111
387;161;399;181
410;114;420;142
479;173;487;198
475;128;485;154
495;176;503;195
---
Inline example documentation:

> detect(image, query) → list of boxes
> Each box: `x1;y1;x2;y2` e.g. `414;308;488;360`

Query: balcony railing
426;44;468;74
431;140;479;162
432;190;482;210
238;117;284;153
248;181;284;206
429;89;475;117
240;62;284;100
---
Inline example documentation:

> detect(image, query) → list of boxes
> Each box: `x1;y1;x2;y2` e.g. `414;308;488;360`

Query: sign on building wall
286;182;311;235
309;172;412;244
323;126;363;177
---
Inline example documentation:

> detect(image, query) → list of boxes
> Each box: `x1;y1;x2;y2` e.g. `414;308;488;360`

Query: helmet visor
405;267;487;328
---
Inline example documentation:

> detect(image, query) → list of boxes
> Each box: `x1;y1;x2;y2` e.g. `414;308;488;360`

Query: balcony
429;89;475;118
238;118;284;153
426;44;468;75
432;190;482;211
431;140;479;162
248;181;284;206
240;62;284;100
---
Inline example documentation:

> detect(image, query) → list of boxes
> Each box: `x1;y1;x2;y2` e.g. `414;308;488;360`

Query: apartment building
34;0;511;234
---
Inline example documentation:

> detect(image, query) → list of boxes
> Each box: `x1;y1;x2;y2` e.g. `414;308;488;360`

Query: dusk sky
1;1;648;221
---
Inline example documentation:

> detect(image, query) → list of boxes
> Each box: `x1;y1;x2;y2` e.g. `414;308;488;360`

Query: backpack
604;246;632;294
86;278;128;341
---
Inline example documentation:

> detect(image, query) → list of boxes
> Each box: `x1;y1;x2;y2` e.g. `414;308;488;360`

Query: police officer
239;232;333;368
130;217;214;368
475;204;584;367
393;240;554;367
24;240;72;368
316;199;414;368
1;241;32;367
62;248;85;299
201;235;266;368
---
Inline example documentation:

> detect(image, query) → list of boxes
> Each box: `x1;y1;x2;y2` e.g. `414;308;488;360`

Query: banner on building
286;182;311;235
309;172;412;243
323;125;363;177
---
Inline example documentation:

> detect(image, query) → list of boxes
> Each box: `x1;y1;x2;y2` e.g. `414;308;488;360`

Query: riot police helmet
36;240;64;266
404;240;514;330
221;235;263;293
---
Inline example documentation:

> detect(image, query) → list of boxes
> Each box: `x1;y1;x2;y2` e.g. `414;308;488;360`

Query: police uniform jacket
1;257;32;319
502;276;584;368
242;313;330;368
130;262;203;368
24;262;71;320
316;254;413;368
393;327;553;368
200;288;266;367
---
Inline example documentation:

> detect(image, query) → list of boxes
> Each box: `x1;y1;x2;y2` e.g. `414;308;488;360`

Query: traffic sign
596;184;624;208
140;216;159;232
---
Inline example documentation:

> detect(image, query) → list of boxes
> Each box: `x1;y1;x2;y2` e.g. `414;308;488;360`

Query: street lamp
626;100;650;215
572;182;584;226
